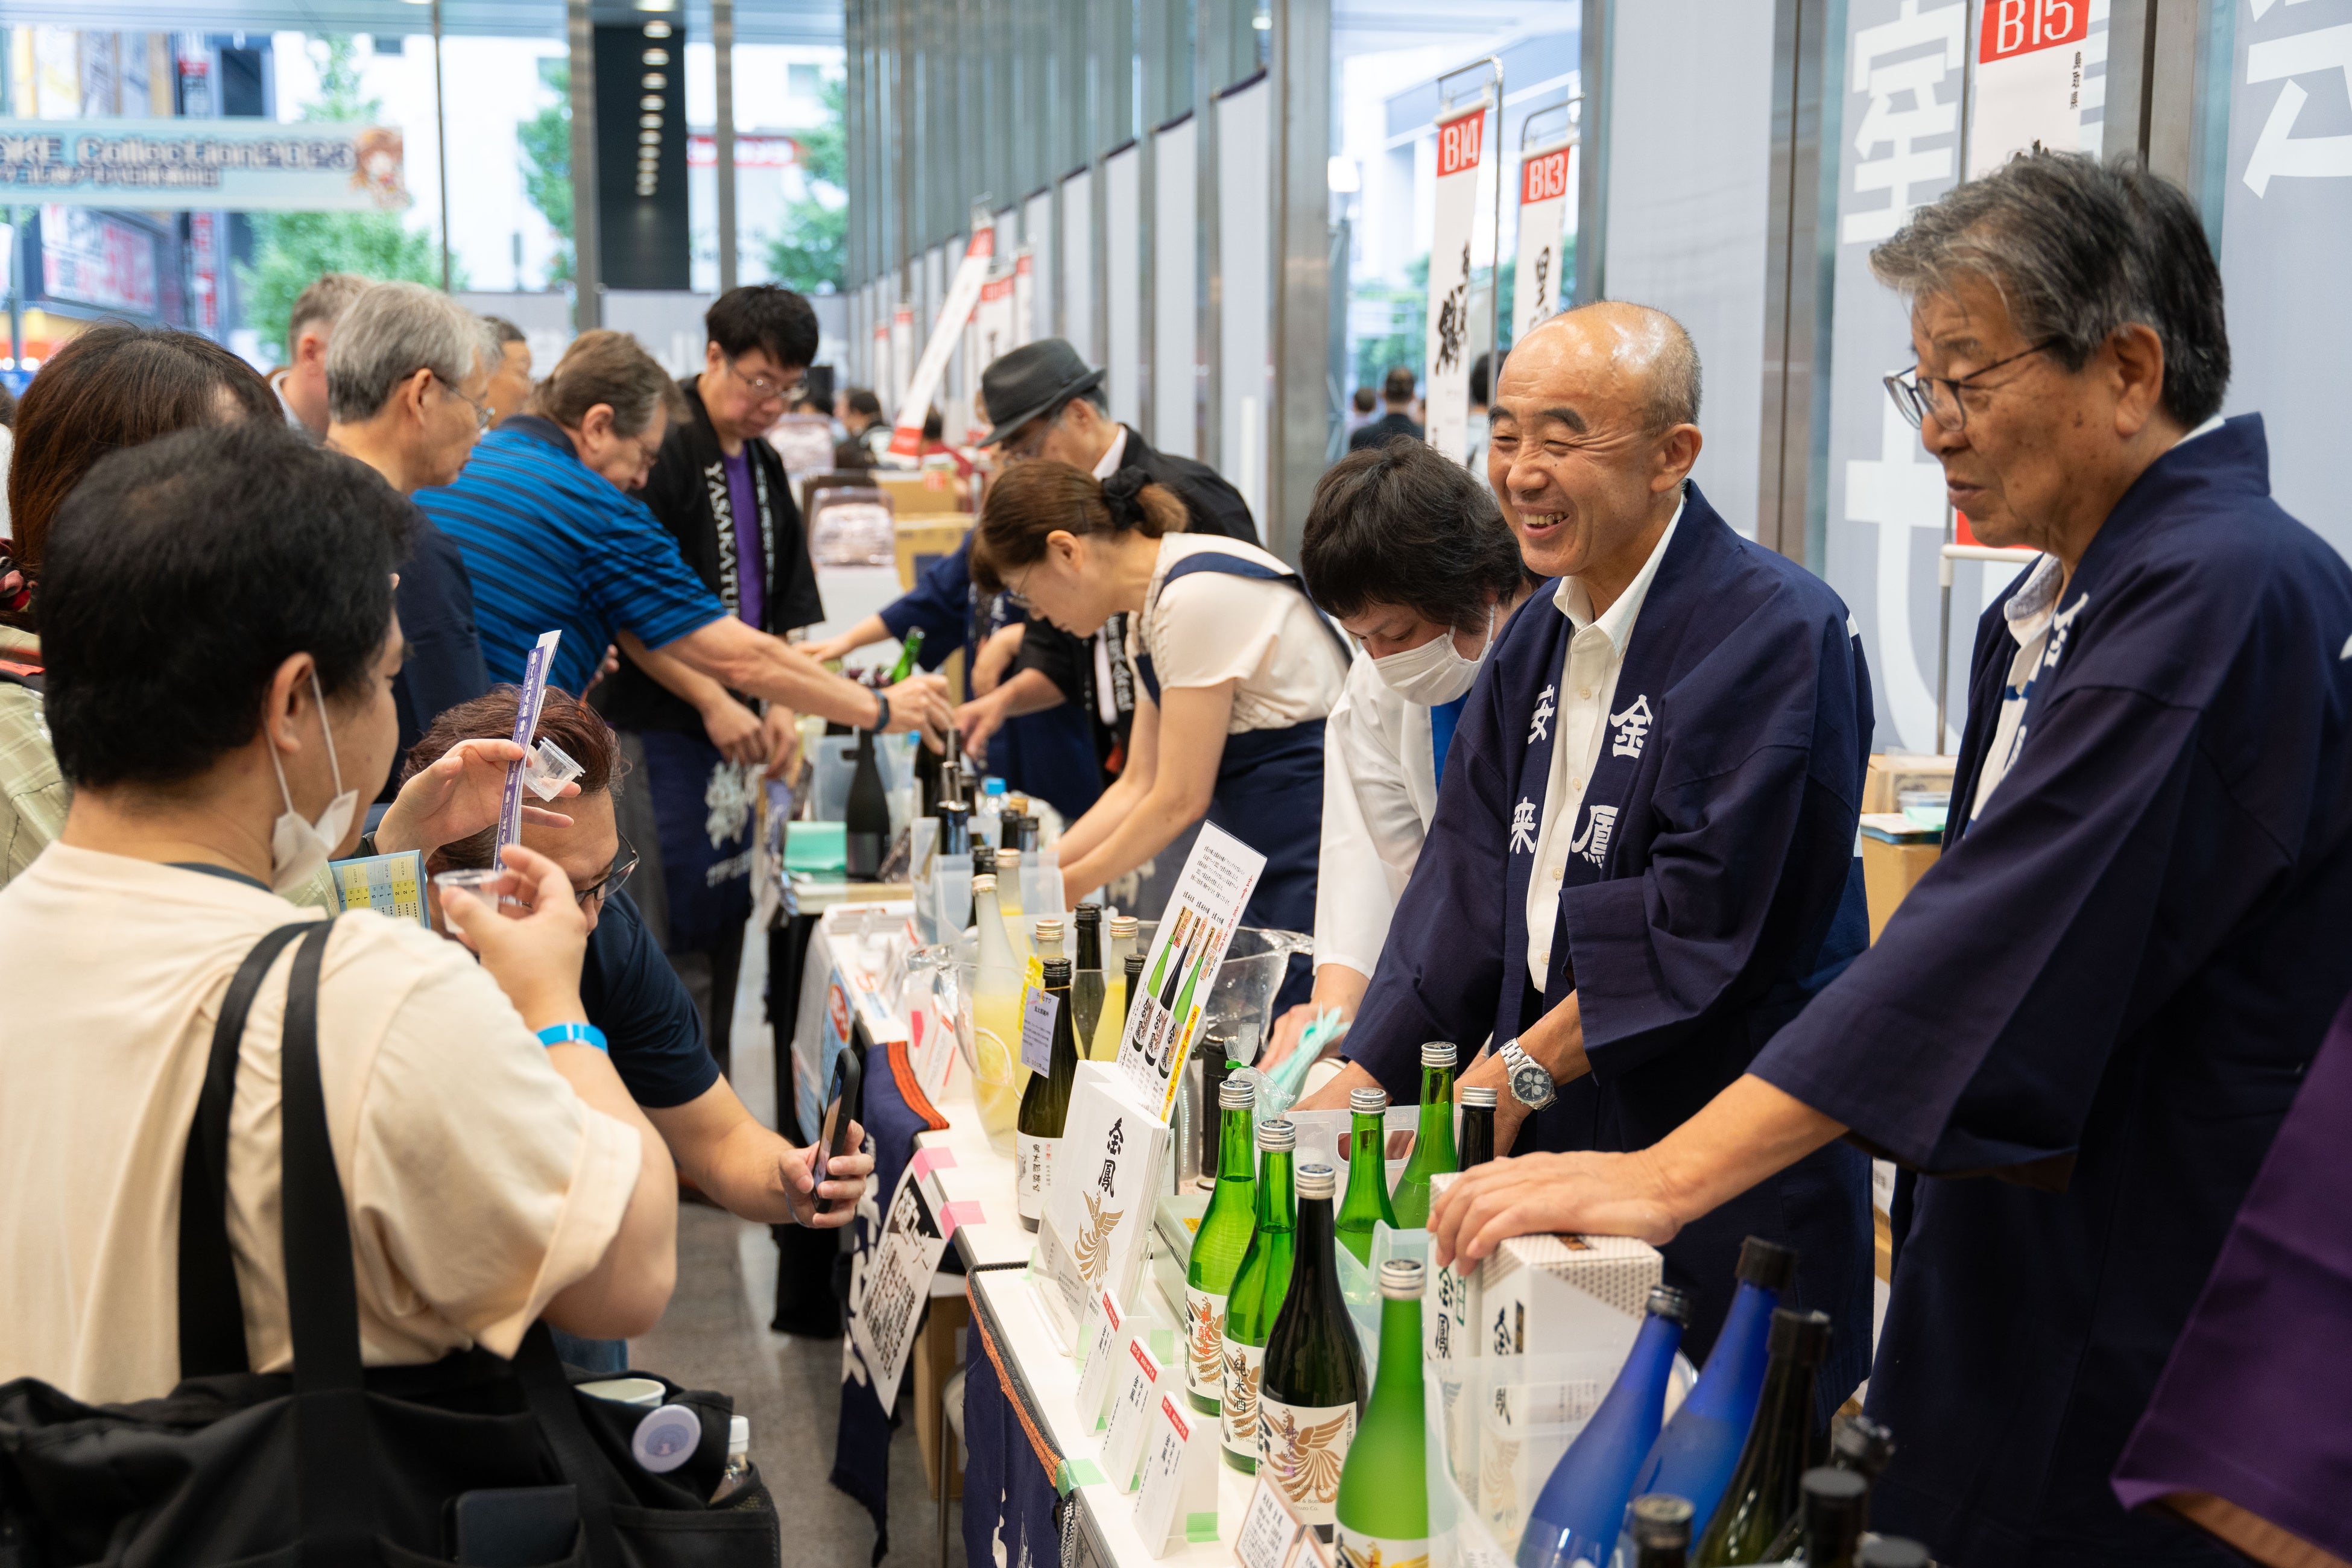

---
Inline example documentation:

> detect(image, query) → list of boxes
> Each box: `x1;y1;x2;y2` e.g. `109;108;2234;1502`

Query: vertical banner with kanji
889;304;916;413
1423;93;1491;464
889;221;995;460
1513;136;1575;343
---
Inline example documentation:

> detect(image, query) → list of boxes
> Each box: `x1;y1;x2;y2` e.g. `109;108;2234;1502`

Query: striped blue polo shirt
415;417;727;697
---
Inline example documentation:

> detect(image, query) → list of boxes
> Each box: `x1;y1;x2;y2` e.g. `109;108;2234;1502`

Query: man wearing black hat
959;338;1259;768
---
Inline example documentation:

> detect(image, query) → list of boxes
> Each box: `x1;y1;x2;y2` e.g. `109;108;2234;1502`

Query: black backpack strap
177;920;318;1379
515;1324;628;1568
274;920;380;1560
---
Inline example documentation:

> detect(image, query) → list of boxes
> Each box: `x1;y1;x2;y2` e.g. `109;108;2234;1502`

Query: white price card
1234;1475;1317;1568
1099;1332;1171;1493
1131;1391;1219;1558
1021;985;1060;1075
1073;1286;1128;1427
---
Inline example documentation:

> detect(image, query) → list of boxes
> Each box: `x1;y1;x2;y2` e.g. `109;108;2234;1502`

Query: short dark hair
1871;150;2228;426
1382;366;1416;403
481;314;528;347
1300;441;1532;632
1351;387;1377;415
706;285;820;371
406;686;624;870
1470;351;1494;407
845;387;883;420
40;422;411;790
4;320;276;625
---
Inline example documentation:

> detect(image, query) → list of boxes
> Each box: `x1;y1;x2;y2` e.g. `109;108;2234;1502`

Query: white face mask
267;670;361;895
1371;605;1494;706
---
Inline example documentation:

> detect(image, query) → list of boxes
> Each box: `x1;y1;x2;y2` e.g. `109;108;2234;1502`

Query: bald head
1486;301;1705;599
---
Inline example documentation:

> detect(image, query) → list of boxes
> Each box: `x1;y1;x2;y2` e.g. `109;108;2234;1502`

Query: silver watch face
1510;1059;1555;1107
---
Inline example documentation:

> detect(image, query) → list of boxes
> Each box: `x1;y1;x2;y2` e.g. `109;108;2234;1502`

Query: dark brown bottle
1628;1493;1693;1568
1459;1086;1497;1169
1796;1468;1868;1568
1760;1414;1894;1561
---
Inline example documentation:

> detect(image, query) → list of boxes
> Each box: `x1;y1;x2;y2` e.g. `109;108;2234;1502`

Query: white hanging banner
1967;0;2091;177
889;305;917;413
976;271;1016;393
1424;92;1492;464
1013;247;1037;346
1513;136;1575;343
870;321;892;408
889;221;996;460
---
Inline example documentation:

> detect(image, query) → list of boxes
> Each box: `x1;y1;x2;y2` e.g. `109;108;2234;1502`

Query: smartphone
812;1049;862;1213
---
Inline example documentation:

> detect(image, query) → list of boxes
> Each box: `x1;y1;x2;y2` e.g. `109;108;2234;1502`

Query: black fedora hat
978;338;1107;448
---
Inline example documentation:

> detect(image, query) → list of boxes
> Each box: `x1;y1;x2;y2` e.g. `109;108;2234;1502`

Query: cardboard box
1860;813;1943;943
1862;752;1958;815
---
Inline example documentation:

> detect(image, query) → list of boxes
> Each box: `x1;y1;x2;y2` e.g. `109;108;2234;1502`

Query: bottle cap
1830;1414;1897;1476
1034;917;1066;942
630;1403;703;1473
1461;1086;1499;1108
1109;915;1139;938
973;846;997;873
1257;1118;1296;1151
1348;1086;1389;1114
1736;1235;1799;1292
1006;794;1029;815
939;801;968;819
1378;1258;1425;1299
984;777;1007;796
1767;1307;1832;1365
1075;903;1102;926
1857;1540;1931;1568
972;873;998;893
1294;1162;1337;1200
1125;952;1146;975
1801;1467;1869;1506
1627;1494;1694;1549
1043;958;1073;984
1645;1285;1691;1324
1420;1041;1458;1067
1220;1077;1256;1109
727;1414;751;1458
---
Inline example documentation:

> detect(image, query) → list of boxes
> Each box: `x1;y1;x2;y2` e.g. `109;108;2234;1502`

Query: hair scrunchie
1101;466;1152;530
0;541;31;622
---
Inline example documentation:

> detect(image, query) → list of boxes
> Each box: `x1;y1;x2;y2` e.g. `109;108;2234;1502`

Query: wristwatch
1499;1038;1557;1111
870;688;892;732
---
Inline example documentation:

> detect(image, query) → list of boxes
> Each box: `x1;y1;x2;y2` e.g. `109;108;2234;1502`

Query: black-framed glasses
1883;338;2061;432
575;838;639;910
433;372;494;430
724;355;805;404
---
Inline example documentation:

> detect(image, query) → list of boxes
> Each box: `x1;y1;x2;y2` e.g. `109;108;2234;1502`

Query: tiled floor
626;925;966;1568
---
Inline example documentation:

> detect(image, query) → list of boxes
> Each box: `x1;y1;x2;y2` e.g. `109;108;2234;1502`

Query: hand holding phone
811;1050;862;1215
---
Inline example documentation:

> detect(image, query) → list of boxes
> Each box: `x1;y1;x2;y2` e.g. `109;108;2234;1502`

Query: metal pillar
433;0;451;294
1575;0;1613;305
716;0;738;294
1269;0;1332;562
1756;0;1832;565
567;0;600;328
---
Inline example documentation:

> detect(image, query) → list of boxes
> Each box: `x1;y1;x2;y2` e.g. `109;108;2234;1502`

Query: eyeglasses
1883;338;2060;433
724;355;805;404
574;838;639;911
997;406;1066;464
1001;567;1034;610
433;373;495;430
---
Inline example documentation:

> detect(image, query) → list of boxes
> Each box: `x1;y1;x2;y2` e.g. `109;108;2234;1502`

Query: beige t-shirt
0;844;642;1406
1132;534;1350;733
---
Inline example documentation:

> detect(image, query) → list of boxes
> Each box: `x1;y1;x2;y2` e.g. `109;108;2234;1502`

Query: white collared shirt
1967;413;2227;824
1091;423;1130;480
1525;495;1685;987
1086;424;1133;721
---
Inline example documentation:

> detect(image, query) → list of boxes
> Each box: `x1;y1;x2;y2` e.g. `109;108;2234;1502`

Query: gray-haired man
271;271;368;439
324;280;496;782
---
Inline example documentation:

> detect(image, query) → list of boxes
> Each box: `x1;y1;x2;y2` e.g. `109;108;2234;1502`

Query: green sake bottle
1336;1085;1400;1265
1221;1118;1298;1473
1388;1042;1458;1230
1333;1258;1429;1568
1258;1162;1367;1539
1183;1075;1259;1414
1692;1309;1832;1567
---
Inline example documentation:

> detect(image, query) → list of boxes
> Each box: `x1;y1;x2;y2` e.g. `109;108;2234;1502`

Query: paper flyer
1113;821;1266;1122
495;629;561;852
848;1162;950;1414
328;849;431;928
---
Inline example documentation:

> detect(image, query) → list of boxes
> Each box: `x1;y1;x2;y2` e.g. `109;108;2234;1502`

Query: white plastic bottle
712;1415;753;1503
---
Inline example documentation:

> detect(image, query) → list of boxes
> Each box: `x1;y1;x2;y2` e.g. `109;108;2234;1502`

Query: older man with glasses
323;280;497;794
1428;153;2352;1567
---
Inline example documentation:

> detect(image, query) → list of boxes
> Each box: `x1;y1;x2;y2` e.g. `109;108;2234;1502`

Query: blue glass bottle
1515;1286;1690;1568
1623;1237;1798;1540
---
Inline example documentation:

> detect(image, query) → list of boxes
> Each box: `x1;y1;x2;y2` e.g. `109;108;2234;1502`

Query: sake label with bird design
1256;1398;1358;1529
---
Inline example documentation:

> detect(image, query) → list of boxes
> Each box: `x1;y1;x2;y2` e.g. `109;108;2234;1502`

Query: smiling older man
1430;155;2352;1567
1306;300;1877;1399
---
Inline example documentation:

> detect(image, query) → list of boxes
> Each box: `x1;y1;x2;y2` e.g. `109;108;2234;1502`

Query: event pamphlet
1113;822;1266;1122
327;849;430;928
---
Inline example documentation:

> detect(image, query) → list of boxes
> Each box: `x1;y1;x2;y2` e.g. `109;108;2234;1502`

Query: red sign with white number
1521;144;1571;206
1978;0;2086;62
1437;106;1485;179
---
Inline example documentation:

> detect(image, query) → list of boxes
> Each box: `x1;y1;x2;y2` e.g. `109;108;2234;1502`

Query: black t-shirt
581;887;722;1108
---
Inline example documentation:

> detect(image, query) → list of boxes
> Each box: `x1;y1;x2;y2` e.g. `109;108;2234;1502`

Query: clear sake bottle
1335;1086;1399;1265
1388;1042;1458;1229
1333;1258;1430;1568
968;872;1026;1133
1221;1118;1298;1473
1257;1162;1367;1541
1184;1076;1259;1414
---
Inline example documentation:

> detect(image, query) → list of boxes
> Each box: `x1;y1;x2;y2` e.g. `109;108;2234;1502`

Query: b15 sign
1967;0;2091;178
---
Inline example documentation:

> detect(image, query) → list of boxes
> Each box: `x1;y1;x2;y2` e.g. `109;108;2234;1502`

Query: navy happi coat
1347;484;1876;1406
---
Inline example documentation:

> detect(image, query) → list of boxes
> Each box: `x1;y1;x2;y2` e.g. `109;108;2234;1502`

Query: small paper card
328;849;430;927
1099;1331;1172;1493
1021;986;1061;1075
1234;1475;1317;1568
1114;822;1268;1122
495;629;561;851
847;1160;950;1412
1131;1390;1219;1558
1038;1064;1171;1325
1073;1285;1128;1426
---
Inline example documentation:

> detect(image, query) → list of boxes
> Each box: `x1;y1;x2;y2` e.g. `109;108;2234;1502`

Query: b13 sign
1968;0;2091;178
1514;139;1575;341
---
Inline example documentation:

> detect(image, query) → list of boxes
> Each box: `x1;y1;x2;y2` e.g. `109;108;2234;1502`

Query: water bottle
712;1415;753;1503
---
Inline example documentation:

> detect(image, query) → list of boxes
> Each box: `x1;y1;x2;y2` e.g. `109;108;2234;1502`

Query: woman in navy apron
969;462;1350;1009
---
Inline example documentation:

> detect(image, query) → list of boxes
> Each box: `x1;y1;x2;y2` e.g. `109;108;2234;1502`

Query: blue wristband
537;1022;608;1052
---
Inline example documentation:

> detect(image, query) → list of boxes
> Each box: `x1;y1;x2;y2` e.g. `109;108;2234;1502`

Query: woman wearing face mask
1265;441;1537;1063
970;462;1353;1008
